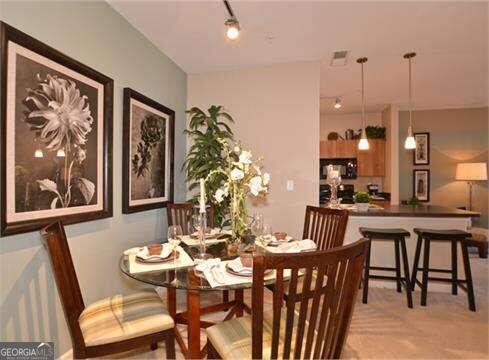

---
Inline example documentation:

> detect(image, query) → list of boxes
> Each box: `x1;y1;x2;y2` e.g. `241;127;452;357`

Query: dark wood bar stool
359;227;413;308
411;228;476;311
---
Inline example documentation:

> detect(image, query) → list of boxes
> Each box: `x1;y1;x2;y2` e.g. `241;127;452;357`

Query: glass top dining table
119;241;275;292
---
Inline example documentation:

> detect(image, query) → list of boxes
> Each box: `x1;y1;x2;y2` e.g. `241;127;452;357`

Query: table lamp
455;162;488;210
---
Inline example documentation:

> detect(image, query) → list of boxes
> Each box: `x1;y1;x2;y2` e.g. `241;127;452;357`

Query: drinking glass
261;223;273;246
250;213;264;238
167;225;183;266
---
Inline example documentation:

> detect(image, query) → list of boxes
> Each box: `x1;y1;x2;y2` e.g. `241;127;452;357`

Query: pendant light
404;52;417;150
357;57;369;151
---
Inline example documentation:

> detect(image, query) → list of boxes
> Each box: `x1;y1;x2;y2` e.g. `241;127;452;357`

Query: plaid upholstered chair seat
79;291;174;346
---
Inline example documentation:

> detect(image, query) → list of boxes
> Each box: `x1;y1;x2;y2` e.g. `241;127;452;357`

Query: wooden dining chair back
167;202;215;234
252;239;368;359
41;221;86;351
303;206;349;250
41;221;175;359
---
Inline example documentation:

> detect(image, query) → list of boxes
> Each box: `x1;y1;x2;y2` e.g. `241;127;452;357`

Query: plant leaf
75;178;95;204
50;197;59;209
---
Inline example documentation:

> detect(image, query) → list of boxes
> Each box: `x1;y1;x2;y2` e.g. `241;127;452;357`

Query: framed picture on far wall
122;88;174;214
413;132;430;165
413;169;430;202
0;22;113;236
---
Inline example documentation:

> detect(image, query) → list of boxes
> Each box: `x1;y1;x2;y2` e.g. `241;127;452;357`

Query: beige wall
0;2;187;355
382;106;392;193
188;62;320;238
320;112;382;140
399;107;488;228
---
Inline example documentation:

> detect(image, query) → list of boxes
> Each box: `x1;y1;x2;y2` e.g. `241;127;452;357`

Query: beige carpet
103;255;488;359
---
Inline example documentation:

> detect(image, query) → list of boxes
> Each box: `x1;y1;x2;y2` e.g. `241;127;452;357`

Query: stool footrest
369;266;398;272
370;275;408;283
415;268;452;273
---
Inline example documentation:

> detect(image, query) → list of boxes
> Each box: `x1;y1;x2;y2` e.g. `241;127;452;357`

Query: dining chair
303;205;349;250
167;202;215;234
267;205;349;300
206;239;368;359
41;221;175;359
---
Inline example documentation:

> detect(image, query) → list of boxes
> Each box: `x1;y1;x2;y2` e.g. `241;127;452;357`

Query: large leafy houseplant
183;106;234;226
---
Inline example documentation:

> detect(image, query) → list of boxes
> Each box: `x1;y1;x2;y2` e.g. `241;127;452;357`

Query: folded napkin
194;258;221;272
227;257;252;276
273;239;317;253
136;243;174;260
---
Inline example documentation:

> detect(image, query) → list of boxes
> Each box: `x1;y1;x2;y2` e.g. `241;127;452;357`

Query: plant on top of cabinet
365;125;386;139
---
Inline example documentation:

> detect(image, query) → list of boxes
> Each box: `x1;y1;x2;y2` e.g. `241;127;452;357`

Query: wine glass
167;225;183;250
167;225;182;267
250;213;264;238
261;223;273;246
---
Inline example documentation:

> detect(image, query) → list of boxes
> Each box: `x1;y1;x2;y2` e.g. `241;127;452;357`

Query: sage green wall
0;1;187;356
399;107;488;228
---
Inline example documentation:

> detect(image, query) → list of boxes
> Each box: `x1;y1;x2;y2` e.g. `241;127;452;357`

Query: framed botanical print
1;22;113;236
122;88;174;214
413;169;430;202
413;132;430;165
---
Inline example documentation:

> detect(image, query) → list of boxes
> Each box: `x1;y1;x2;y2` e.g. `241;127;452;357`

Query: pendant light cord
409;56;412;127
361;61;365;128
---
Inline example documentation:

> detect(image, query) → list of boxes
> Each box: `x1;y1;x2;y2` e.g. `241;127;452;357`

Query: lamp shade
455;162;488;181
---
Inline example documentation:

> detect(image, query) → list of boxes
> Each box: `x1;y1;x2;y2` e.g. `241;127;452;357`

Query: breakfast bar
343;205;480;292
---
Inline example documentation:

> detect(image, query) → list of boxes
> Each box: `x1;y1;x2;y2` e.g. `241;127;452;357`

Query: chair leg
362;239;371;304
165;330;176;359
461;240;476;312
400;238;413;309
150;340;158;351
421;237;430;306
223;290;229;306
411;235;422;291
394;239;402;293
207;340;222;359
451;239;458;295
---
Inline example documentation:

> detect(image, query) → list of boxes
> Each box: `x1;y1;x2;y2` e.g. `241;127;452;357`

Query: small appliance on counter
367;183;379;196
320;158;357;180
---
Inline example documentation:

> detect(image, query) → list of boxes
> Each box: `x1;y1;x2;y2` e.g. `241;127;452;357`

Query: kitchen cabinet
320;140;356;158
320;139;385;177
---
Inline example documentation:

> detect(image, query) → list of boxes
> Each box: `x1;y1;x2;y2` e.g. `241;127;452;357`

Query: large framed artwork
413;132;430;165
413;169;430;202
0;22;113;236
122;88;174;214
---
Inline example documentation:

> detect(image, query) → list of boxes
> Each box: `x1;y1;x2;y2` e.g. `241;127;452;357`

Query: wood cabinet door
320;140;336;158
357;139;385;176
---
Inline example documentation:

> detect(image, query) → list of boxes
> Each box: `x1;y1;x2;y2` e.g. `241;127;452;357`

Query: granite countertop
347;204;480;217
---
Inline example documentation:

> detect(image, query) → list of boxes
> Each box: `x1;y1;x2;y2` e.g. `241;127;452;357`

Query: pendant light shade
404;52;417;150
357;57;369;151
404;125;416;149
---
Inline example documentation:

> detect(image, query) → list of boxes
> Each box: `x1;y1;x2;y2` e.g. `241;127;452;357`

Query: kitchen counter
347;204;480;218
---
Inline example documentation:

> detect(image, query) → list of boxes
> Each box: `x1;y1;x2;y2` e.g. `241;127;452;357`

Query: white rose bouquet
207;140;269;243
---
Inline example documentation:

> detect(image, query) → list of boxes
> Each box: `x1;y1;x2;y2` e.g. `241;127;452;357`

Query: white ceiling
109;1;488;114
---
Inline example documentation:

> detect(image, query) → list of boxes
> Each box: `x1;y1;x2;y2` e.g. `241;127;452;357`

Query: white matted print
122;88;174;214
414;132;430;165
1;22;113;236
413;169;430;202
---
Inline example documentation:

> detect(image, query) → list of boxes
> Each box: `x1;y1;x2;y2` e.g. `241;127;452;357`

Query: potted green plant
183;106;234;226
354;191;371;212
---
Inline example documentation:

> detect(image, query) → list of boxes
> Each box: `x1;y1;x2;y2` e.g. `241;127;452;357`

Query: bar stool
411;228;476;311
359;227;413;308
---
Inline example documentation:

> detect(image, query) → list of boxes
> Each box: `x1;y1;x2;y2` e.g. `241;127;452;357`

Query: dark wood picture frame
0;22;113;236
413;169;430;202
122;88;174;214
413;132;430;165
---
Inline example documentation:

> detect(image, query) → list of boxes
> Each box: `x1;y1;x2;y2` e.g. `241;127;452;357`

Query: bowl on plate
274;232;287;241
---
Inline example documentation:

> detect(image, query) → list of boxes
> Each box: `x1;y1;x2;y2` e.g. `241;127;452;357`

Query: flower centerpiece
208;140;269;246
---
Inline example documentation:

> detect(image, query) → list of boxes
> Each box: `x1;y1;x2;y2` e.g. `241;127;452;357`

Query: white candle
199;178;206;213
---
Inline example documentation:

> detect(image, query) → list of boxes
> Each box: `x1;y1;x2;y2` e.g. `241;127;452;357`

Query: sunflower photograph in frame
122;88;174;214
1;22;113;236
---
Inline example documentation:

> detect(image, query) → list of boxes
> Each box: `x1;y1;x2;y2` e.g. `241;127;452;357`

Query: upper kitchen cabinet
320;139;385;176
357;139;385;176
320;139;357;158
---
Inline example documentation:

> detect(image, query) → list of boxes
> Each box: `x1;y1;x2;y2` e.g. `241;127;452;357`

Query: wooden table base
167;288;246;359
